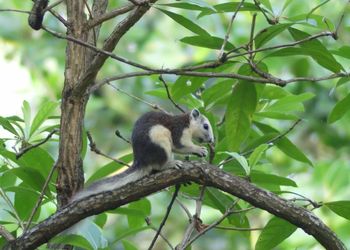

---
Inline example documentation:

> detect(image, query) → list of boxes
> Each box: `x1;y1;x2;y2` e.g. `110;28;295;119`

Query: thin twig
227;31;334;57
214;225;263;231
43;26;155;71
0;225;14;242
159;75;185;113
253;0;277;24
247;14;282;82
107;82;168;113
0;9;31;14
219;119;302;167
115;130;131;144
145;218;175;250
218;0;245;60
94;66;349;92
148;184;181;250
42;25;342;88
282;191;321;209
43;0;64;12
83;0;97;45
334;0;349;39
16;129;58;159
177;186;206;249
47;9;68;27
181;201;239;249
87;4;135;29
86;131;131;167
175;198;192;221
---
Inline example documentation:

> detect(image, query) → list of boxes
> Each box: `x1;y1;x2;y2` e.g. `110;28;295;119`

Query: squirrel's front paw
167;160;183;169
194;146;208;157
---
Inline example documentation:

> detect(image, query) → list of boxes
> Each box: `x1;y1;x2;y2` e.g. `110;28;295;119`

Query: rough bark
55;0;88;207
4;163;346;250
56;0;108;207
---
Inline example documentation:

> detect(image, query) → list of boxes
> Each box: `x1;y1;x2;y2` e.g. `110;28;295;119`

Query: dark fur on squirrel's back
72;110;213;201
131;111;190;169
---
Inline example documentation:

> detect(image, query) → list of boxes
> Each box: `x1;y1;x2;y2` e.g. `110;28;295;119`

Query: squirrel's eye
203;124;209;130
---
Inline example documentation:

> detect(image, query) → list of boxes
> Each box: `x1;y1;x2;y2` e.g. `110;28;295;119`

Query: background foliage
0;0;350;249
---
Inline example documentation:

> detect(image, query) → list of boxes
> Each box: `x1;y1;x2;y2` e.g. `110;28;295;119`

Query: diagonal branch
4;163;346;250
72;0;158;97
0;225;14;242
87;4;135;29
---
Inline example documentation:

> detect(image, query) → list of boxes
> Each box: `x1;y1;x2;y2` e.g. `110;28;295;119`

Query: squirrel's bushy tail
72;163;149;201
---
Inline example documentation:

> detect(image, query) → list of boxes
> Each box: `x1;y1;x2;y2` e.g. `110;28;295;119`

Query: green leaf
0;116;19;136
259;0;273;11
306;0;330;20
325;201;350;220
198;2;259;18
22;100;31;140
226;82;257;151
248;144;268;169
288;28;343;73
10;167;46;192
115;226;150;242
219;151;250;175
157;2;208;11
127;199;151;228
254;111;299;120
14;184;40;220
265;92;315;113
180;35;235;50
86;153;133;185
52;234;94;250
331;46;350;59
29;101;58;137
260;85;289;100
202;80;234;108
157;8;210;36
336;77;350;88
251;171;297;187
94;213;108;229
255;24;292;48
172;63;233;100
276;138;313;166
0;147;55;179
122;240;138;250
328;93;350;123
66;219;108;249
254;122;313;166
255;217;297;250
282;0;293;12
0;167;17;188
205;188;249;227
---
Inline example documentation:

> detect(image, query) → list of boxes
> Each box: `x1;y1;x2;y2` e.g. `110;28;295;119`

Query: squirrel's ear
190;109;200;119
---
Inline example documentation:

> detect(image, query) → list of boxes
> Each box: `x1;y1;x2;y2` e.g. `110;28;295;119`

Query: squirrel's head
189;109;214;144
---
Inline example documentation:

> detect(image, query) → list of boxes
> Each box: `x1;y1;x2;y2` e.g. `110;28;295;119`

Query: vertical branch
148;184;181;250
55;0;90;207
218;0;245;60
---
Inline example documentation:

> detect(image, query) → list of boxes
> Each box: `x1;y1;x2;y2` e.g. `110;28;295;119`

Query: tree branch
87;4;135;29
0;225;14;242
148;184;180;250
4;163;346;250
16;129;58;159
73;0;158;97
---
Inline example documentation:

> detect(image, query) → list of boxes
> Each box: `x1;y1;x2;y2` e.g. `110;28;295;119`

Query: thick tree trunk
55;0;88;207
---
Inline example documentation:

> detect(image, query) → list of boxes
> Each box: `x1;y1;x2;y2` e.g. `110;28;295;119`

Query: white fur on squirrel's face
190;109;214;144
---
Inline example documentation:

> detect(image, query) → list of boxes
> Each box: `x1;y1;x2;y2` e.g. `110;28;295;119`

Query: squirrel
72;109;214;200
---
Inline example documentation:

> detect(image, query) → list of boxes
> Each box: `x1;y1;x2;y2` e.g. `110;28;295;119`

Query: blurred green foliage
0;0;350;249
